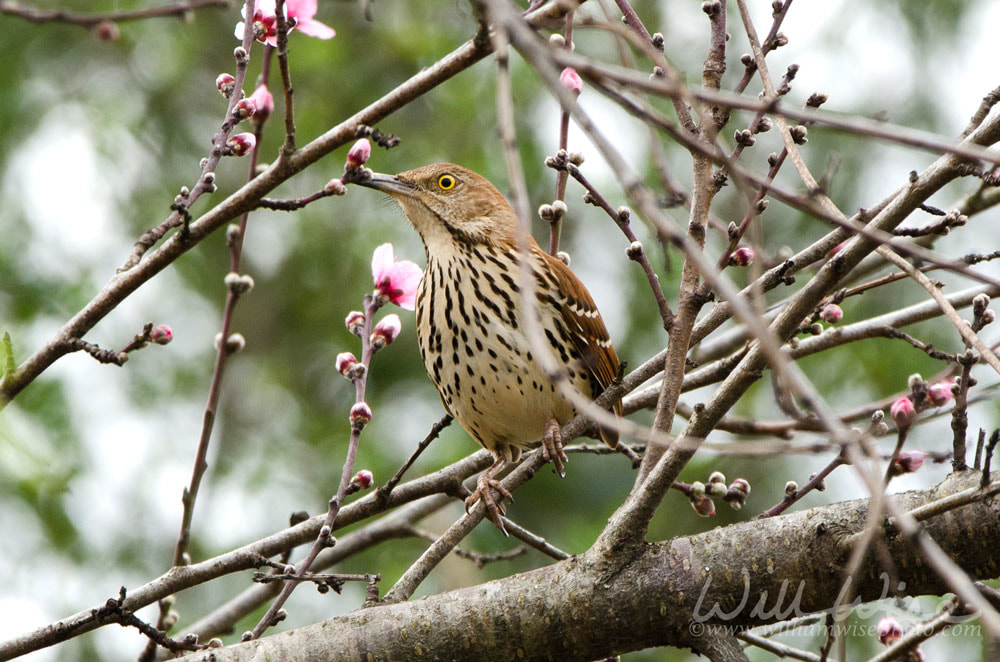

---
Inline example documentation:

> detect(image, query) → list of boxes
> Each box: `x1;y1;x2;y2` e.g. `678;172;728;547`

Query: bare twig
738;630;820;662
0;0;229;27
377;414;454;501
274;0;296;154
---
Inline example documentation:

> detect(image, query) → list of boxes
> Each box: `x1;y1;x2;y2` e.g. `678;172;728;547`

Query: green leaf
1;331;12;379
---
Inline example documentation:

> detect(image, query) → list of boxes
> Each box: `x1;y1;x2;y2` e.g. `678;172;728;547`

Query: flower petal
287;0;318;18
371;243;394;283
390;261;423;310
296;18;335;39
257;0;278;15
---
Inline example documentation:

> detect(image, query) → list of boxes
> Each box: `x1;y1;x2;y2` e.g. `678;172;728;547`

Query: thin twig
407;528;528;568
377;414;453;501
548;9;573;255
274;0;296;154
547;155;674;330
250;294;383;639
879;247;1000;376
0;0;229;27
738;630;821;662
756;452;845;518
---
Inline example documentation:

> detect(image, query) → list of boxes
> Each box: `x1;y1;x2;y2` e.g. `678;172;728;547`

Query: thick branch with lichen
175;472;998;662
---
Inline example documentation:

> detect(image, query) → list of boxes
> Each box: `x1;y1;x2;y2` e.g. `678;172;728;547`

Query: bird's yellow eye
437;174;456;190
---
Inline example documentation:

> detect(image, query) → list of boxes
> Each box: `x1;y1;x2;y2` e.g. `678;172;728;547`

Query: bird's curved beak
355;172;416;198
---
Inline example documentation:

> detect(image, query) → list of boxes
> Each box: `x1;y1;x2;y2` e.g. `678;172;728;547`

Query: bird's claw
542;419;568;477
465;475;513;536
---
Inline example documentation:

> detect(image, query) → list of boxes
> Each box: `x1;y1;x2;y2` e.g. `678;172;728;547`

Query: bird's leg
465;457;513;534
542;418;568;477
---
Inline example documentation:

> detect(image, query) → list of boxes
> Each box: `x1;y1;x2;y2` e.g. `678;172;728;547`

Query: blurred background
0;0;997;659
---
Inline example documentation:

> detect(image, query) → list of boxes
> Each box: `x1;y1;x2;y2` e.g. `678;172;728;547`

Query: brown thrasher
360;163;621;533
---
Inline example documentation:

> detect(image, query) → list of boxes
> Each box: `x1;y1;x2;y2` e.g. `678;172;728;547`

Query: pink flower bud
890;397;916;430
94;19;120;42
826;241;847;259
371;314;401;350
336;352;359;377
216;73;236;98
226;132;257;157
690;496;716;517
150;325;173;345
894;450;927;474
349;402;372;428
730;247;754;267
325;178;347;196
345;311;366;336
234;97;257;120
927;378;956;407
346;139;371;169
247;84;274;122
351;469;374;490
820;303;843;324
876;617;902;646
559;67;583;95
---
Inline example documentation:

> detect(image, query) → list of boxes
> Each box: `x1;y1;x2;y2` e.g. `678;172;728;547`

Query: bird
359;163;621;533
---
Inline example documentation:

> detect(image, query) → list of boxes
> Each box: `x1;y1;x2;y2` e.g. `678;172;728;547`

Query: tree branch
174;472;1000;662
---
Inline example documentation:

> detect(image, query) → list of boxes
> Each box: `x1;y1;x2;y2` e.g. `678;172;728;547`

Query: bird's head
359;163;519;249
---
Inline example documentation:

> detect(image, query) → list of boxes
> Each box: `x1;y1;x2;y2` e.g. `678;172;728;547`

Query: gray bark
178;471;999;661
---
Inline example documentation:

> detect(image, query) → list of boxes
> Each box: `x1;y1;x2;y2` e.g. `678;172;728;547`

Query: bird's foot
542;418;568;477
465;473;513;535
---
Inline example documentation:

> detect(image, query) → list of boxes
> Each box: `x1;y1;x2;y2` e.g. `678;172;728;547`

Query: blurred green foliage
0;1;996;660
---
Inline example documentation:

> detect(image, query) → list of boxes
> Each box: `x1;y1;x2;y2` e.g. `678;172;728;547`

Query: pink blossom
349;401;372;427
234;97;256;121
150;325;173;345
894;450;927;474
94;19;120;42
371;244;422;310
216;73;236;98
324;178;347;196
927;378;956;407
890;397;916;430
690;496;716;517
346;138;371;169
351;469;374;490
344;310;365;335
371;314;402;349
235;0;335;48
876;617;902;646
559;67;583;95
226;132;257;157
335;352;358;377
149;324;174;345
820;303;843;324
730;247;754;267
247;84;274;122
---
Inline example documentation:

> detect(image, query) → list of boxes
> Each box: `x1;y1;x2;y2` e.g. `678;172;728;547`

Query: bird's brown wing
537;249;623;448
